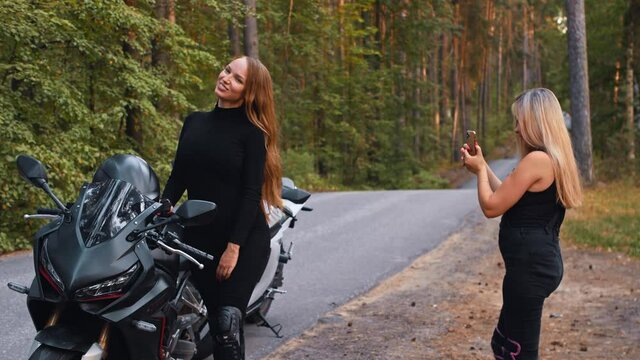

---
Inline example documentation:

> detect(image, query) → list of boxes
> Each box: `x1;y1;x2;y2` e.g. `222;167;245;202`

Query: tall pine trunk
625;13;635;161
152;0;175;114
228;23;242;57
439;33;449;156
244;0;259;58
566;0;595;184
123;0;143;148
451;4;461;163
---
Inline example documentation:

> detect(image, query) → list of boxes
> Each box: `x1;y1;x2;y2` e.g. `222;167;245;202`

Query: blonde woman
461;88;582;360
163;56;282;360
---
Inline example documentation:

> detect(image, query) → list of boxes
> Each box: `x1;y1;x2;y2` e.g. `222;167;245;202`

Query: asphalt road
0;158;518;360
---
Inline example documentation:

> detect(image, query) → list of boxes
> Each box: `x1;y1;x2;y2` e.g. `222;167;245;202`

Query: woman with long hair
461;88;582;359
163;56;282;360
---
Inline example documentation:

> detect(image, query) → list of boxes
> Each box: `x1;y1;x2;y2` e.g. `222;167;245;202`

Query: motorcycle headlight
74;263;140;301
39;238;64;293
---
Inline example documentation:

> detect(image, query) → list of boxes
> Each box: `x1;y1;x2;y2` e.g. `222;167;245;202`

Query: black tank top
500;182;565;228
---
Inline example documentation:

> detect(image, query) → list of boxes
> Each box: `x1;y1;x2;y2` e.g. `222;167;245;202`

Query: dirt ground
266;213;640;359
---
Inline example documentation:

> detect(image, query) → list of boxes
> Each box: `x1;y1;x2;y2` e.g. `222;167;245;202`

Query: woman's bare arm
486;164;502;191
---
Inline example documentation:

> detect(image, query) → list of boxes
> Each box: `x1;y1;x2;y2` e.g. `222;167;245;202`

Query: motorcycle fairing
41;180;158;294
79;180;155;247
34;324;97;353
28;219;65;303
27;179;174;326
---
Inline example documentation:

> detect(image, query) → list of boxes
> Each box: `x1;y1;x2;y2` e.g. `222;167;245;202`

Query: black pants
492;226;563;360
188;225;270;358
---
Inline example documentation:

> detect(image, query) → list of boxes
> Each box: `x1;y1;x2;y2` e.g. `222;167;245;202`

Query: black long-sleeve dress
162;105;270;313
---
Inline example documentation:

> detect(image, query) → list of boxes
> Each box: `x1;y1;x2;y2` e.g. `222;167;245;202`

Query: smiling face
215;57;248;108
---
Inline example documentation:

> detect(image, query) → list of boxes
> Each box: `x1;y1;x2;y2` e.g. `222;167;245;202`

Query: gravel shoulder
265;213;640;359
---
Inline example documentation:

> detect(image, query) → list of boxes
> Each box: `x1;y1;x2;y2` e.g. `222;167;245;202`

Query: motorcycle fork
98;323;111;355
45;305;63;327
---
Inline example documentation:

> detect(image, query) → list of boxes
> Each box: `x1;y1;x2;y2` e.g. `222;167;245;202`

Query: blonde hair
241;56;283;213
511;88;582;208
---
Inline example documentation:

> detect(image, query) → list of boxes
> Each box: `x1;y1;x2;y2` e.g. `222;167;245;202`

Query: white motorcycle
244;178;311;336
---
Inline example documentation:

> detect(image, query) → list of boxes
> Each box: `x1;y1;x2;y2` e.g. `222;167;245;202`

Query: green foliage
0;0;224;253
542;0;636;170
562;182;640;257
409;170;450;190
1;0;635;253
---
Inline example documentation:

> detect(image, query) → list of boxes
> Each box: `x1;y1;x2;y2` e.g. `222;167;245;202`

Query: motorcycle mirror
175;200;217;227
16;155;48;189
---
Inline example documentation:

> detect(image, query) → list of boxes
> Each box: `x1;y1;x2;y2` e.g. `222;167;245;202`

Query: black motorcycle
9;154;218;360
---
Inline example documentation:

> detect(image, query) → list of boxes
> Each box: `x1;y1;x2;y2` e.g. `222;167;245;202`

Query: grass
561;181;640;257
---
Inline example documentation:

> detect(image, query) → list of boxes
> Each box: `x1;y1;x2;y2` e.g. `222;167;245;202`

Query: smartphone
466;130;477;156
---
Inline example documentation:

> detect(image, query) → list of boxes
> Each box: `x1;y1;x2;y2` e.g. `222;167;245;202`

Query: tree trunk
228;23;242;57
123;0;143;147
486;0;494;120
614;60;621;106
244;0;259;58
338;0;345;64
432;46;441;152
504;2;513;111
439;33;449;156
167;0;175;23
566;0;594;184
152;0;175;114
523;2;536;89
497;13;503;115
284;0;294;62
626;15;636;160
451;3;461;163
459;20;468;141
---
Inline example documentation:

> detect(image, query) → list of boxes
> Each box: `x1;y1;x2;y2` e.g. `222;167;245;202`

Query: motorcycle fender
33;324;95;353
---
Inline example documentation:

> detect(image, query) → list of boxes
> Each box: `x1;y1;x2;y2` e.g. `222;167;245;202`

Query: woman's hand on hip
460;143;486;174
216;243;240;281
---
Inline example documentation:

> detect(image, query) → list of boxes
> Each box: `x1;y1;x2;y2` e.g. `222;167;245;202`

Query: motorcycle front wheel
28;345;81;360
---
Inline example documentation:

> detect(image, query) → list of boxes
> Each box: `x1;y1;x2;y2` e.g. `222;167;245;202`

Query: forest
1;0;638;252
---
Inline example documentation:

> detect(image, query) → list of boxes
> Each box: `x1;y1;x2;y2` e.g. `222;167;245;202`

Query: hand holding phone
466;130;477;156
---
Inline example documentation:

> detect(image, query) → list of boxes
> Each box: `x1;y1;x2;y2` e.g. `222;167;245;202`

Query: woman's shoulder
185;111;210;123
180;111;210;129
517;151;554;186
521;150;552;165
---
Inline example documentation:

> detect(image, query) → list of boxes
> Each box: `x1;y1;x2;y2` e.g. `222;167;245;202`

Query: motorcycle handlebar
146;230;215;267
37;208;64;215
154;240;205;270
169;238;215;263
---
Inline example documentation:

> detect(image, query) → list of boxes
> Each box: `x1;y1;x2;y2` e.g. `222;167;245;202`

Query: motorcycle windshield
79;179;155;247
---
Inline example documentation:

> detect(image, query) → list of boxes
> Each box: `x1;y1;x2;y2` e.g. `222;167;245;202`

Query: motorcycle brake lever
155;240;204;270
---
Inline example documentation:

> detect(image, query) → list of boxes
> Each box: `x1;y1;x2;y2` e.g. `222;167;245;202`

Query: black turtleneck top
162;105;267;248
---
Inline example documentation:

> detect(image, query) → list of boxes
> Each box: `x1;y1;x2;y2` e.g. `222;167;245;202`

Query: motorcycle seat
281;186;311;204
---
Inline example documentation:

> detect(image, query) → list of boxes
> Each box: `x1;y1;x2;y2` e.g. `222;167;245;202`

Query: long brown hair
511;88;582;208
241;56;283;213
